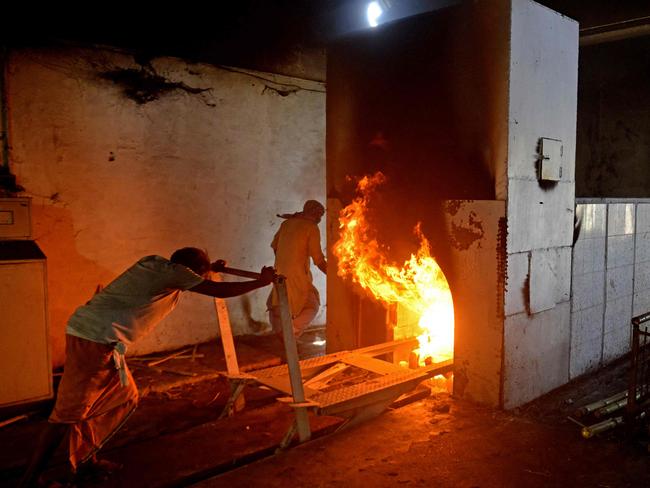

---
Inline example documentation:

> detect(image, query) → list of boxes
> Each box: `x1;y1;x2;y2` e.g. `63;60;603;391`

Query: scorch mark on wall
100;66;211;105
449;211;485;251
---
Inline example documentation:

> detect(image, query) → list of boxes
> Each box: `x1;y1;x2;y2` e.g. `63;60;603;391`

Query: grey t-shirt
66;255;204;345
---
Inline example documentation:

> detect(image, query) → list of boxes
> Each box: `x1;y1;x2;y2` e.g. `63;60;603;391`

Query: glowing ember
334;172;454;364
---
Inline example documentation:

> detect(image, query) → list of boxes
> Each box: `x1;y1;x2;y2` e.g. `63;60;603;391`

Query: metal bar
220;266;262;280
276;278;311;443
641;325;648;408
632;312;650;326
628;321;641;418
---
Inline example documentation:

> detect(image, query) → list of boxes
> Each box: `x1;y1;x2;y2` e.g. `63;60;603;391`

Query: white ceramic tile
575;205;586;242
582;239;593;275
555;246;572;304
606;264;634;300
506;252;529;316
507;180;574;253
607;235;635;269
602;322;632;362
503;303;571;408
572;239;585;277
571;304;604;349
634;261;650;293
530;249;557;313
572;270;605;312
633;290;650;317
570;335;602;379
592;237;607;272
579;203;607;239
607;204;622;236
636;204;650;233
635;232;650;264
607;203;635;237
604;294;633;336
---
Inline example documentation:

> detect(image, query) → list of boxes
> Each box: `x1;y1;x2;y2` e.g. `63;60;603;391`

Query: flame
334;172;454;364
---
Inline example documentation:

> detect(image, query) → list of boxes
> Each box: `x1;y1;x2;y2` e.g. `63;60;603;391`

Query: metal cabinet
0;199;52;407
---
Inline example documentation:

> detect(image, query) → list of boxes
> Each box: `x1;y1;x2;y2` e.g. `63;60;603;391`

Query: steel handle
220;266;261;280
219;266;285;283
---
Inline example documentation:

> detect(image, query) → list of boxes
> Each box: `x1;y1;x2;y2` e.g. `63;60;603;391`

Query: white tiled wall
570;201;650;379
634;205;650;317
603;204;635;362
570;203;606;378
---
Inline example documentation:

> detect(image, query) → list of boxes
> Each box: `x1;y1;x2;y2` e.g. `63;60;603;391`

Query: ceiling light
367;1;383;27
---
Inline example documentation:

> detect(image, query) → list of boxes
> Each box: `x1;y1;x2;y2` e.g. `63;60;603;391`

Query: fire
334;172;454;365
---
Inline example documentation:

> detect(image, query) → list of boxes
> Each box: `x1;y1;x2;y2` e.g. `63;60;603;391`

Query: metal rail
626;312;650;431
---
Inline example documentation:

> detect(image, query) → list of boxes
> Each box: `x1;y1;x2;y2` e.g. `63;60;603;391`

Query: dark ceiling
2;0;649;81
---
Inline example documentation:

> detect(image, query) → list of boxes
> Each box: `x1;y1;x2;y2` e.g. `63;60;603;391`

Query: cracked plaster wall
6;47;326;366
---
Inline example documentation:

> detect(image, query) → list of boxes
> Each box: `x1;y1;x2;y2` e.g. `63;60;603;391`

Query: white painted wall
7;48;326;365
502;0;579;408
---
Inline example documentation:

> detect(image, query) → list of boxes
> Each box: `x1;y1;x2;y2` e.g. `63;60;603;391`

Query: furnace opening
333;172;454;387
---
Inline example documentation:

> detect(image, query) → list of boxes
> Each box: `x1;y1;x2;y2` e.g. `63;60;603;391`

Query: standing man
267;200;327;342
21;247;275;487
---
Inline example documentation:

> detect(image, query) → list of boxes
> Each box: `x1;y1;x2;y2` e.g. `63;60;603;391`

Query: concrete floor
1;332;649;488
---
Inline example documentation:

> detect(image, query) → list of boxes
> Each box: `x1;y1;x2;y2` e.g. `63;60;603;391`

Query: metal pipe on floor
594;392;640;418
581;416;625;439
574;390;627;418
582;410;648;439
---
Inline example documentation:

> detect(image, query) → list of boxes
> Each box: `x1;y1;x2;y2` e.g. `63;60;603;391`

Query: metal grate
253;351;350;379
627;312;650;427
314;359;453;411
313;368;430;409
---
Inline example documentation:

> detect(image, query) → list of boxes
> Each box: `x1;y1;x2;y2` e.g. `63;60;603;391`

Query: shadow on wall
32;202;115;368
239;294;269;333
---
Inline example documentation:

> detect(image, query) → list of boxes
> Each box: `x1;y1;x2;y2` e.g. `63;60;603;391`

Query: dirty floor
1;330;650;488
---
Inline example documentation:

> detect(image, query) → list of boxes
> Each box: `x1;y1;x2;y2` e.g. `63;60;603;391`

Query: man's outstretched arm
189;266;275;298
315;257;327;275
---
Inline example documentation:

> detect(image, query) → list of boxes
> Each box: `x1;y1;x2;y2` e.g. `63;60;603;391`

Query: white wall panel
503;302;571;409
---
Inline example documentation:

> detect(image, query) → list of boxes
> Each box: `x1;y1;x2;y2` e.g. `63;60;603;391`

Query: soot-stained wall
576;36;650;198
6;47;326;366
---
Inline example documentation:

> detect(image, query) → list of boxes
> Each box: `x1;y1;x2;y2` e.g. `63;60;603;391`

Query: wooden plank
341;354;406;375
212;272;239;375
354;338;419;357
304;363;350;390
254;376;318;397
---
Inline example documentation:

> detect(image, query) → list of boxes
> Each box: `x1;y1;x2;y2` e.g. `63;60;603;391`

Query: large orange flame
334;172;454;364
